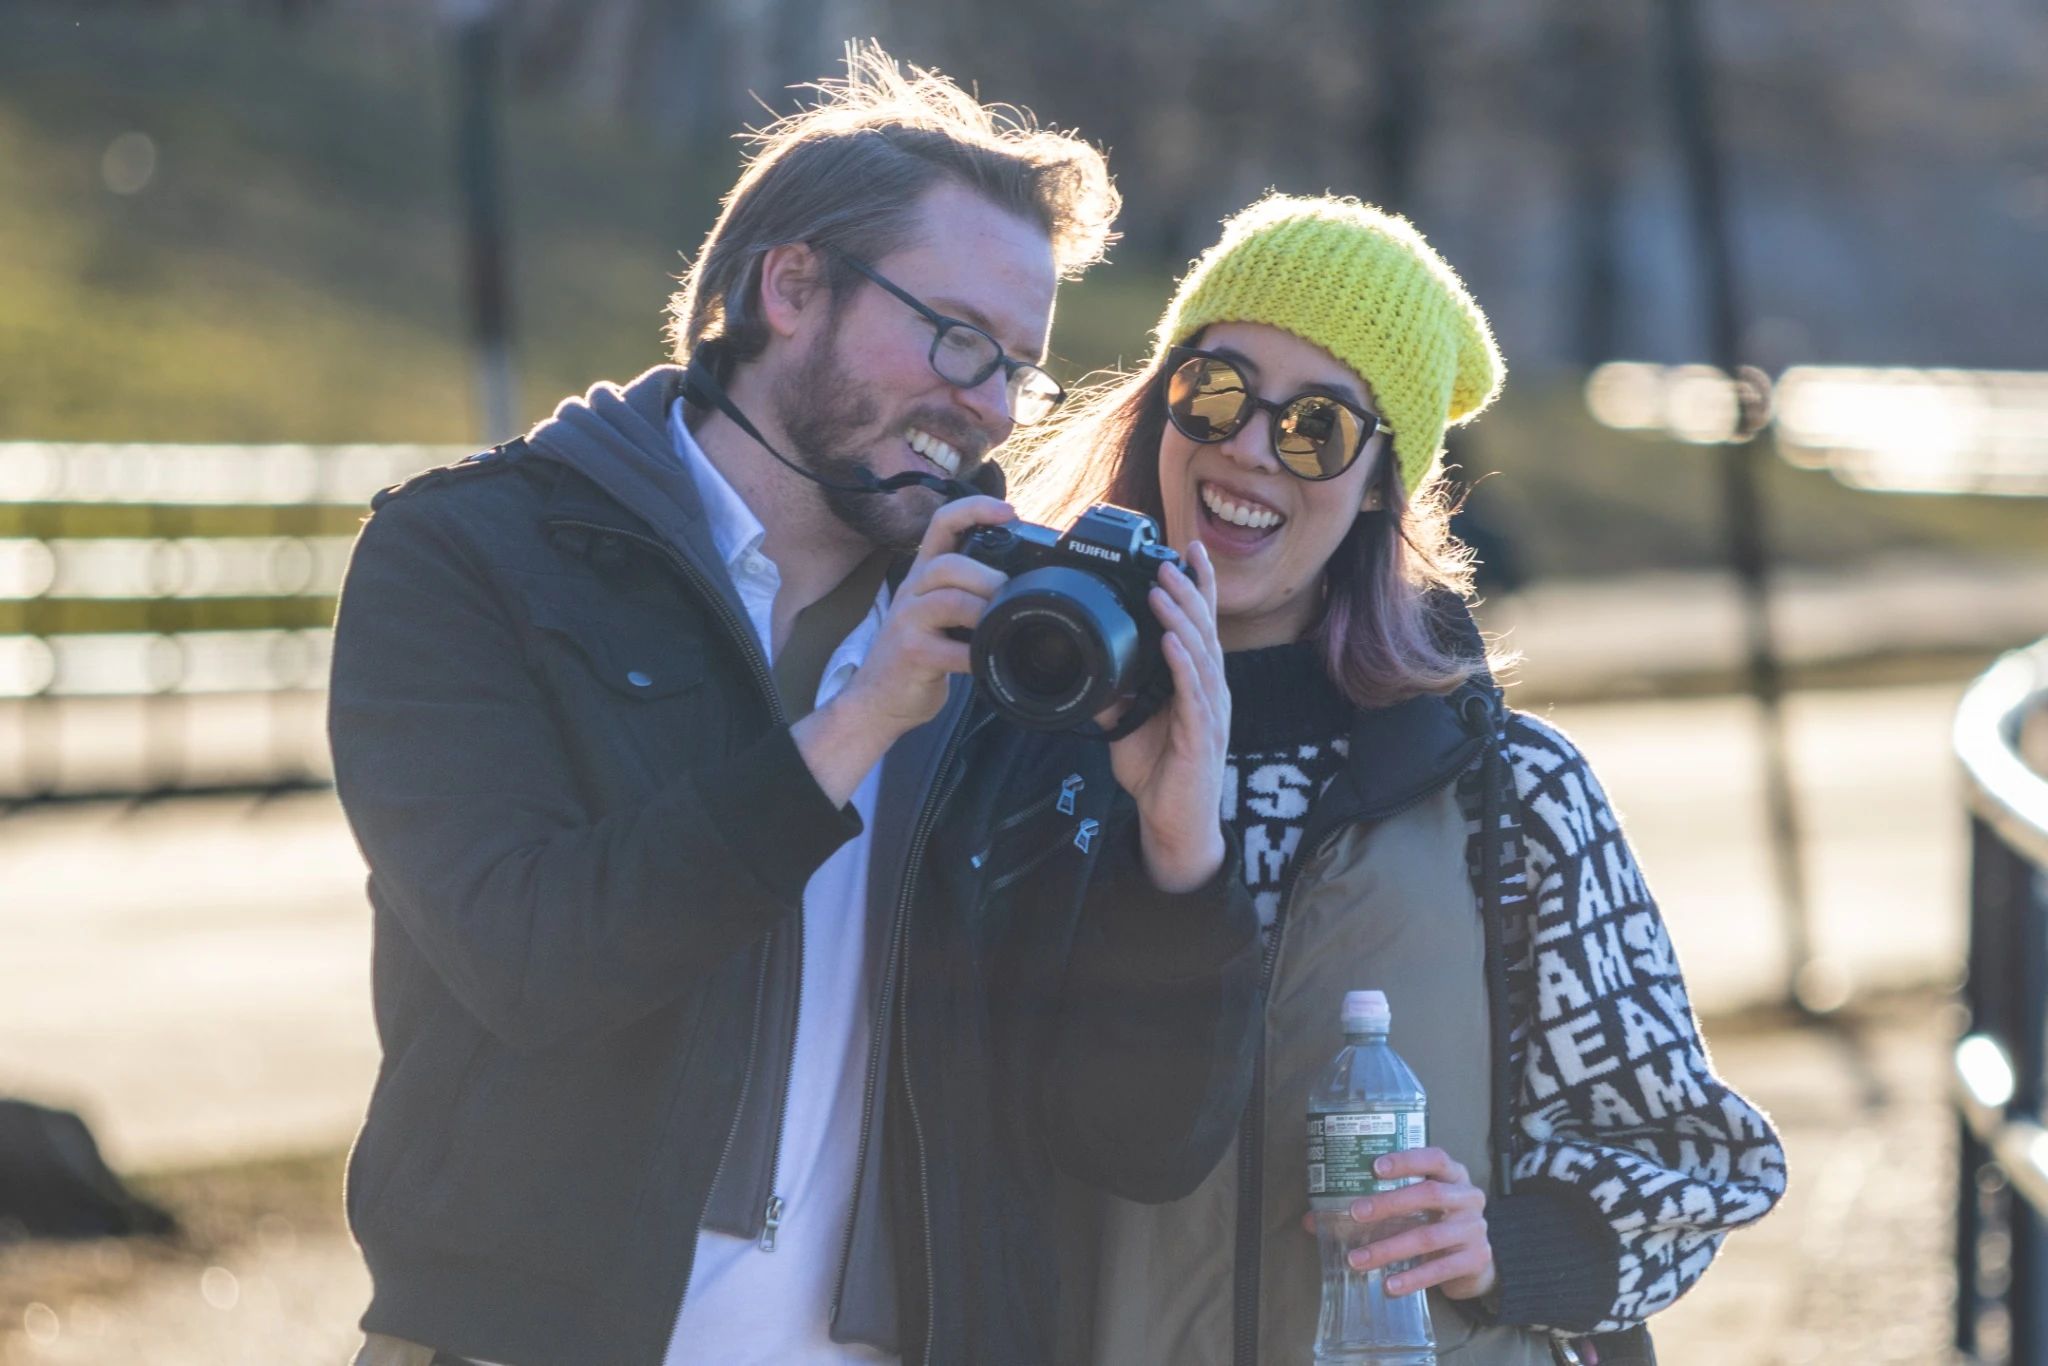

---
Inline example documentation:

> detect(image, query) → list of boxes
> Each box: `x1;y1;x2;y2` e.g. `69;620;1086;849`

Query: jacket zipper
989;780;1063;837
1229;747;1485;1366
1230;828;1333;1366
708;947;772;1243
826;703;995;1341
828;896;904;1322
549;519;804;1338
974;770;1089;894
760;886;803;1251
849;702;989;1361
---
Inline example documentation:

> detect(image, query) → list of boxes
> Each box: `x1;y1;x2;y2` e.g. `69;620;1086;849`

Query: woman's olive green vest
1064;782;1556;1365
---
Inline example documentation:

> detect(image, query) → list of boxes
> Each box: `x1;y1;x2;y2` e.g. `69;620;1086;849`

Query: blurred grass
3;2;2043;579
0;4;706;444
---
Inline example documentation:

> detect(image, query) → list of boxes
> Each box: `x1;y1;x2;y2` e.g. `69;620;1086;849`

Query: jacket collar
523;365;698;530
518;366;757;631
1317;599;1503;827
1319;688;1488;826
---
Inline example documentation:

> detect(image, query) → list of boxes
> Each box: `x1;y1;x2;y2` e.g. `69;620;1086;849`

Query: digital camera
958;504;1182;732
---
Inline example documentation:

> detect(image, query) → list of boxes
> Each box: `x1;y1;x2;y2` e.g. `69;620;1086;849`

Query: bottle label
1306;1107;1427;1197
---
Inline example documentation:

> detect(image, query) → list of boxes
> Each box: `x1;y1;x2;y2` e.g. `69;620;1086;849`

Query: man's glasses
824;246;1066;426
1163;346;1391;481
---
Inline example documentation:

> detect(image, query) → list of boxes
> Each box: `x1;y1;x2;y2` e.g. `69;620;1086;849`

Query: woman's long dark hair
1006;345;1497;709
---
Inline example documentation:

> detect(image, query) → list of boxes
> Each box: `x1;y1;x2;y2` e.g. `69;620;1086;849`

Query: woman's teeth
1199;482;1284;530
908;428;961;477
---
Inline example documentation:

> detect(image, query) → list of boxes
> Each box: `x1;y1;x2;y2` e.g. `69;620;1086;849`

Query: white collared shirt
662;401;896;1365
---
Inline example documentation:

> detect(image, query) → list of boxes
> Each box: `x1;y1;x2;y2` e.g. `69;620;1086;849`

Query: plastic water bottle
1307;990;1435;1365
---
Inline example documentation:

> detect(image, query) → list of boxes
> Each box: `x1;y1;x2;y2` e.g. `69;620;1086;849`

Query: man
329;46;1259;1366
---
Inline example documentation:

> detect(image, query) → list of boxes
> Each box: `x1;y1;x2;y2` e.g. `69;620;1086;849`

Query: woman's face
1155;321;1390;651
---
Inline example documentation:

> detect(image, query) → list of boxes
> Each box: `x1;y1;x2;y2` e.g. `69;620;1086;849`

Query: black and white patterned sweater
1464;709;1789;1335
1218;640;1784;1336
1219;643;1354;933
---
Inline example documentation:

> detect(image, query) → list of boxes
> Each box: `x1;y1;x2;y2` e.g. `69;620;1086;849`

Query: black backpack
0;1099;175;1240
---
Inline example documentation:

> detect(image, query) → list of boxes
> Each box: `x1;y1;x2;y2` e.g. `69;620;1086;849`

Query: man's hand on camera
792;496;1015;806
1101;540;1230;894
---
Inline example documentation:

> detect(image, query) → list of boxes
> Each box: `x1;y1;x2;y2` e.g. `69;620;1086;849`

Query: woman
1017;195;1787;1365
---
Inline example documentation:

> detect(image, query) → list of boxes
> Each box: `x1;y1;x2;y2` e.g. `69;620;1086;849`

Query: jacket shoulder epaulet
369;438;531;512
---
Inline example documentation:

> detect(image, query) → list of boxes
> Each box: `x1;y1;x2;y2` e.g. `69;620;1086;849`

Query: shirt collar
667;396;767;572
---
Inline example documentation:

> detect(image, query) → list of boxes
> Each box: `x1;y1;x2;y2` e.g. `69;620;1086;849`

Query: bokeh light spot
200;1264;240;1310
23;1302;59;1342
101;131;158;195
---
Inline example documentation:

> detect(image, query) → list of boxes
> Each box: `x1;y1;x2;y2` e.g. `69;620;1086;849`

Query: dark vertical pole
141;496;174;796
450;1;518;444
2015;835;2048;1366
1560;1;1624;369
1366;0;1420;214
1953;1110;1982;1359
1659;0;1820;1011
23;502;60;801
1957;813;2005;1358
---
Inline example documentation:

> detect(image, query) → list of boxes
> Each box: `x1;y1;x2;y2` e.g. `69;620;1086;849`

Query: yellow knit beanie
1155;193;1504;496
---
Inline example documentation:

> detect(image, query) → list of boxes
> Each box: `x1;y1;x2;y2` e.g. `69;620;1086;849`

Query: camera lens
1007;620;1085;698
971;566;1139;731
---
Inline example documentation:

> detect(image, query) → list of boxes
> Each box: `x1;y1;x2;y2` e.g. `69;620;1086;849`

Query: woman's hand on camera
1103;540;1230;893
1299;1147;1498;1302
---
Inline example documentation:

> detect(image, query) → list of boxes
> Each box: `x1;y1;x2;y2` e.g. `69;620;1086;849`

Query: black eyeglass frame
820;244;1067;425
1161;345;1393;482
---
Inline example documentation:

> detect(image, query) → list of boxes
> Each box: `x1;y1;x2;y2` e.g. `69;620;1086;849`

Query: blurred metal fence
1588;364;2048;497
0;442;464;801
1952;637;2048;1363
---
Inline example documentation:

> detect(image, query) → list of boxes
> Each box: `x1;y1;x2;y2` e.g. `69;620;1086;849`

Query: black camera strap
680;343;1185;743
680;342;991;503
1078;677;1174;744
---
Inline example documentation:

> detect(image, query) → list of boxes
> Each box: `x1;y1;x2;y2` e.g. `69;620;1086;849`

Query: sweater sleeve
1484;713;1788;1335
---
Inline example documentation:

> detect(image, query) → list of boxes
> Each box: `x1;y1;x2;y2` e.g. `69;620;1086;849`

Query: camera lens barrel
970;566;1141;730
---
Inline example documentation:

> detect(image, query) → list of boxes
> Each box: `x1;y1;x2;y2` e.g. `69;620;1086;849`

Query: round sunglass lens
1168;358;1248;441
1277;397;1364;478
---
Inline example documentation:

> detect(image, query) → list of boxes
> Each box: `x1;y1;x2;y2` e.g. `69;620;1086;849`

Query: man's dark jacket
327;367;1261;1366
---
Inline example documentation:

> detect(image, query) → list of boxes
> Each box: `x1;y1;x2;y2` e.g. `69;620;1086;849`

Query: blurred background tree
2;0;2043;577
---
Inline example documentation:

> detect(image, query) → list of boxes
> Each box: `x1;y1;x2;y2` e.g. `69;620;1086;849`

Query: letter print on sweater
1466;710;1788;1334
1223;735;1350;931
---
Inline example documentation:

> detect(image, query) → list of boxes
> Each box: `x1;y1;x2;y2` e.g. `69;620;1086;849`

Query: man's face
770;181;1058;550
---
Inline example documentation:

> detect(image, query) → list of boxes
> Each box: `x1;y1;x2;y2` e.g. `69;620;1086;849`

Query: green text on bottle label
1307;1108;1427;1197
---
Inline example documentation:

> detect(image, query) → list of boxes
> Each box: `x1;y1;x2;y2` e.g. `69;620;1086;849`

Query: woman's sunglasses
1163;346;1391;481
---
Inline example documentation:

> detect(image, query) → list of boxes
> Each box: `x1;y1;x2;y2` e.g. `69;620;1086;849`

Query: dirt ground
0;990;1969;1366
1652;993;1968;1366
0;1150;366;1365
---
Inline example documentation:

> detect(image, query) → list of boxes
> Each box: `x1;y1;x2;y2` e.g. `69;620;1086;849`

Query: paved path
0;679;1973;1170
0;790;371;1171
0;679;1989;1363
1654;995;1962;1366
1489;553;2048;701
0;999;1963;1366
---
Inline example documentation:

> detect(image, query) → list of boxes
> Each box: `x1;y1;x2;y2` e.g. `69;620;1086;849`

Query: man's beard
771;325;945;554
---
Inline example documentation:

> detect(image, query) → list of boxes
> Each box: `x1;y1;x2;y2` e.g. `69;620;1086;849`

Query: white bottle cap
1342;990;1390;1029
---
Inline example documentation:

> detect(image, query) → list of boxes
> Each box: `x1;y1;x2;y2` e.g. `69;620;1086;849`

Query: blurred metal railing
0;442;465;801
1953;637;2048;1363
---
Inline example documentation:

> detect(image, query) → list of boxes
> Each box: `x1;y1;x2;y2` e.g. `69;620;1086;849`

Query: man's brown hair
667;42;1119;374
